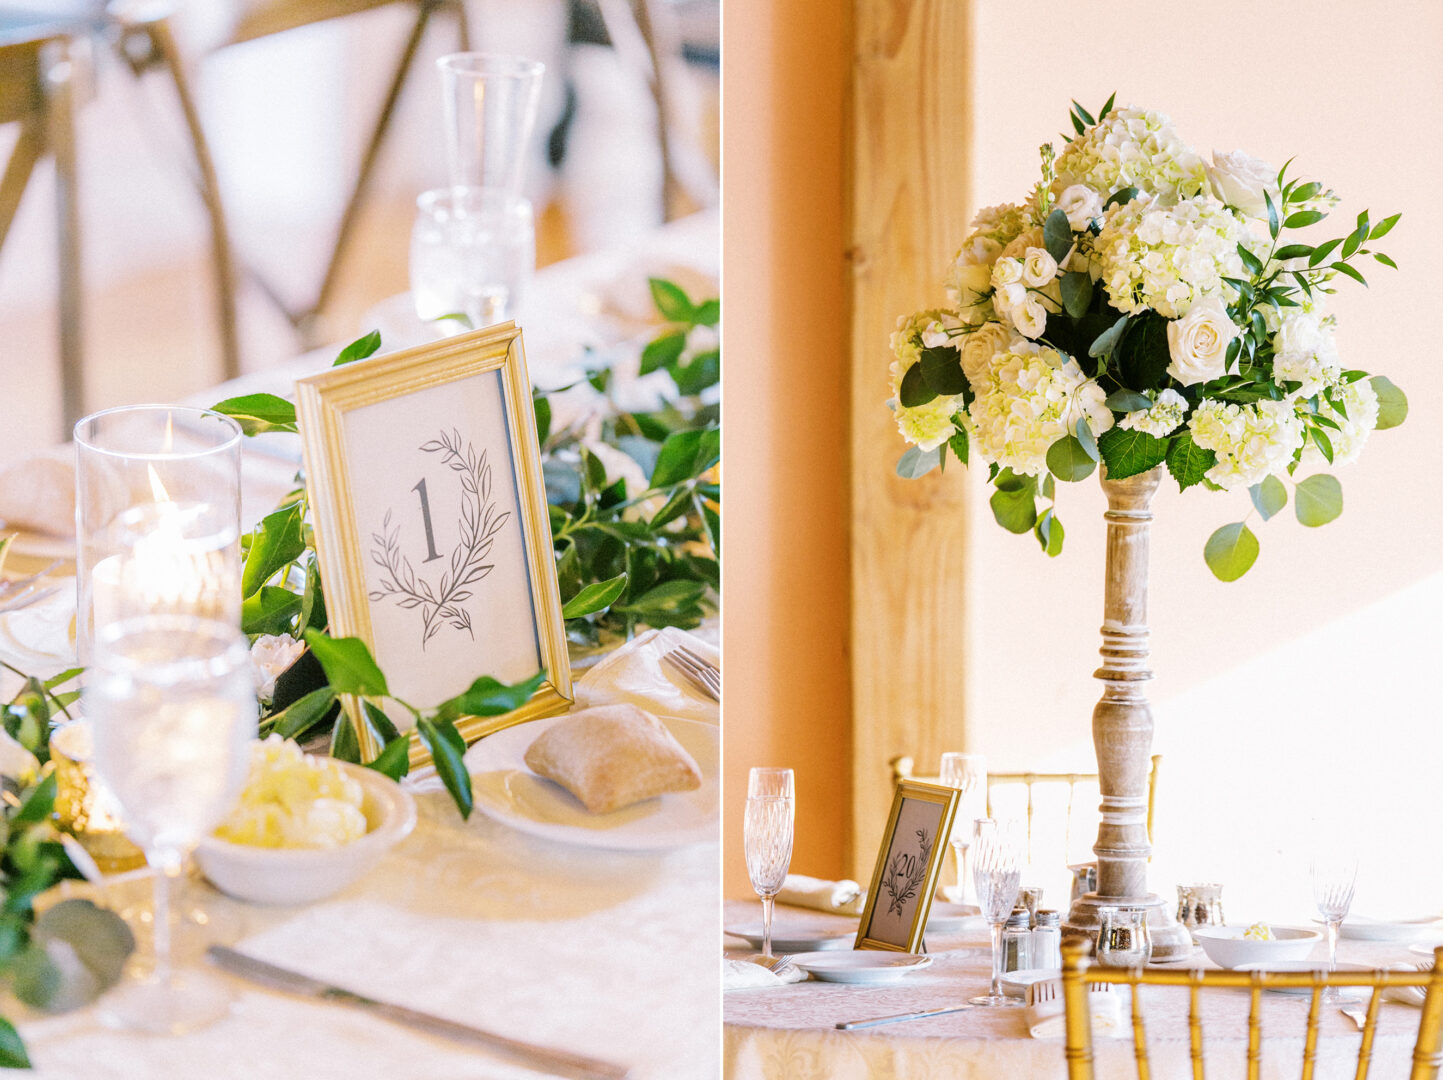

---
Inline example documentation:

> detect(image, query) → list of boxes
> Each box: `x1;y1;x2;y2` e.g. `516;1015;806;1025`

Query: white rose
1021;247;1059;288
1206;150;1278;220
1012;294;1049;339
251;633;306;704
1056;184;1105;230
949;262;992;308
990;257;1023;288
959;322;1014;391
1166;296;1238;386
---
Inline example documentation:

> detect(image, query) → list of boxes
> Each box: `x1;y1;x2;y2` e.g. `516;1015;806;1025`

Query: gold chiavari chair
1060;939;1443;1080
888;754;1162;864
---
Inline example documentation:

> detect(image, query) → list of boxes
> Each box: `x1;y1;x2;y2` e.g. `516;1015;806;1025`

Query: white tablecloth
5;216;721;1078
722;901;1433;1080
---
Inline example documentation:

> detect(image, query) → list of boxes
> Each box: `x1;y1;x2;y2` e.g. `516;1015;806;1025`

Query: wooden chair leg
43;41;83;436
142;17;242;382
0;117;43;253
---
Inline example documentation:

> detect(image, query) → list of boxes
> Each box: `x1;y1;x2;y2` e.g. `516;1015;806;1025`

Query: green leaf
989;479;1037;534
303;631;388;697
334;330;382;366
1370;375;1408;430
1043;209;1073;264
1369;212;1401;240
896;445;941;479
649;427;719;487
1288;181;1322;204
1236;244;1264;277
1307;237;1343;267
1070;111;1085;136
0;1017;29;1068
1372;252;1398;270
1294;473;1343;527
1342;224;1368;260
1046;436;1097;482
418;718;472;819
671;349;720;395
441;670;545;719
993;467;1029;492
1283;209;1326;229
562;574;628;618
947;427;969;467
648;486;693;530
240;586;303;637
241;503;305;598
639;330;686;375
1204;522;1260;582
366;736;411;781
211;393;298;436
299;556;326;632
271;686;337;740
692;298;720;327
1097;428;1168;481
1034;509;1064;557
1099;92;1116;119
1310;426;1335;464
1070;100;1095;125
533;395;552;445
617;579;708;618
649;278;694;322
1104;389;1152;413
1272;244;1314;261
1074;418;1099;462
1248;475;1287;521
32;898;134;998
329;712;361;763
1330;261;1367;286
1165;430;1216;491
919;345;967;395
1088;315;1129;359
12;773;55;825
1060;272;1094;318
1103;186;1138;211
899;364;938;407
1264;191;1280;239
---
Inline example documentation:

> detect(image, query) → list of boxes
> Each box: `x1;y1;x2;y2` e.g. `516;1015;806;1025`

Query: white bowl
1194;925;1322;969
196;763;416;905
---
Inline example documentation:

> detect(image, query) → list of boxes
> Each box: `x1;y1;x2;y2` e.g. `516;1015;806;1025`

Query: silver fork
748;953;793;976
1026;978;1112;1005
662;651;720;701
676;645;718;680
0;584;60;615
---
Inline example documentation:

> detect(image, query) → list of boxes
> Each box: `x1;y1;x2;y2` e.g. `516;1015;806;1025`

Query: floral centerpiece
889;95;1406;580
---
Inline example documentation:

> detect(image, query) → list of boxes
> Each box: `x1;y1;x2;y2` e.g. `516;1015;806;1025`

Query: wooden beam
847;0;975;878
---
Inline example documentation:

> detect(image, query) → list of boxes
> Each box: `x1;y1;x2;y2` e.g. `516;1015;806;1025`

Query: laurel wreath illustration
882;826;934;917
370;429;511;649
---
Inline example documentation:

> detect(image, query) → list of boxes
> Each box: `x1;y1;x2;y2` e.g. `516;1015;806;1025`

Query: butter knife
206;946;630;1080
836;1004;975;1030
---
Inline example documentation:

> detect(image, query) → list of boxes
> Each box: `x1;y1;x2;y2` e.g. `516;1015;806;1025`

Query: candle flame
147;465;171;504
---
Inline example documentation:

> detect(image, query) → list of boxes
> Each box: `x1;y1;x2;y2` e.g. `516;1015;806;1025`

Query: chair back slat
1131;980;1151;1080
1247;975;1263;1080
1356;987;1385;1080
1413;949;1443;1080
1189;971;1206;1080
1300;977;1323;1080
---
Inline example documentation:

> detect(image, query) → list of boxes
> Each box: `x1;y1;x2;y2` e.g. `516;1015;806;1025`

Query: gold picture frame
295;322;572;766
855;779;960;953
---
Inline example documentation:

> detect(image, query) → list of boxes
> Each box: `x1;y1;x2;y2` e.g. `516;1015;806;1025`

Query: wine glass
744;768;795;959
969;818;1023;1007
1311;848;1358;1003
85;616;257;1033
939;752;986;904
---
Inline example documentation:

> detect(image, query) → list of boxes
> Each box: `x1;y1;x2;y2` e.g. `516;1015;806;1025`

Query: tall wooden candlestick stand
1063;465;1192;961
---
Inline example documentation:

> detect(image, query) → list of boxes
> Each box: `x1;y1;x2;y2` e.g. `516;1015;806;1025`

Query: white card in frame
295;322;572;765
855;779;960;953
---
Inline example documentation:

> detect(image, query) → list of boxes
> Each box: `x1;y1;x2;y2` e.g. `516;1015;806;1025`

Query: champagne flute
1311;848;1358;1003
744;768;795;959
85;616;256;1033
969;818;1023;1007
939;752;986;904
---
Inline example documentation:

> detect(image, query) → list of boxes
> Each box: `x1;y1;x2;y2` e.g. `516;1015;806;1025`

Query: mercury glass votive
52;720;146;874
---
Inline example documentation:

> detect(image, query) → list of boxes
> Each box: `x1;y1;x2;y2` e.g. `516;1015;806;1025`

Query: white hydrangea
1053;106;1208;204
895;396;963;452
943;203;1032;322
967;341;1114;476
1119;388;1188;437
1301;377;1379;467
890;310;966;451
1188;399;1305;490
1094;194;1256;318
1270;304;1340;398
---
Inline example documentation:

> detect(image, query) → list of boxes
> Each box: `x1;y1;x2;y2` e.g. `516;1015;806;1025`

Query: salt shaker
1031;909;1062;969
1002;909;1032;972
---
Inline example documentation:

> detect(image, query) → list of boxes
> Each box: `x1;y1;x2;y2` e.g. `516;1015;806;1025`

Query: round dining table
723;899;1435;1080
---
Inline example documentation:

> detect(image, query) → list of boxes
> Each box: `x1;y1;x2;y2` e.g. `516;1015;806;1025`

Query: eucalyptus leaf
1074;418;1099;462
1204;522;1260;582
920;345;968;395
1088;315;1129;359
1033;509;1064;557
896;445;941;479
0;1017;29;1068
1248;475;1287;521
1294;474;1343;527
1104;389;1152;413
1045;436;1097;482
1103;186;1138;210
1043;209;1073;264
899;363;938;408
1059;272;1093;318
1370;375;1408;429
989;482;1037;535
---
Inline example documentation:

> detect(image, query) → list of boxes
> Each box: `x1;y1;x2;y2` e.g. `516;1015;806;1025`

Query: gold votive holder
51;721;146;875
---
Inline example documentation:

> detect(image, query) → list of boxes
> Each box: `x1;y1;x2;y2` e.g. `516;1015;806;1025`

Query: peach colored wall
720;0;851;896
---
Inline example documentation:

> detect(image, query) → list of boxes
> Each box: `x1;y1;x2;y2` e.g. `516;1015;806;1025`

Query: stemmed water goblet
743;768;795;960
85;615;256;1033
1311;848;1358;1003
969;818;1023;1007
939;752;986;905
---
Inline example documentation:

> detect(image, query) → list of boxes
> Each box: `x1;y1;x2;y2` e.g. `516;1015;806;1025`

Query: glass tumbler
437;53;545;194
411;186;536;328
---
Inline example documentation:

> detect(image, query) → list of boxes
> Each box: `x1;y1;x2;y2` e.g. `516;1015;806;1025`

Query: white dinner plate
927;901;984;933
464;714;718;851
1001;967;1061;999
724;923;855;953
1314;915;1443;943
1235;961;1370;996
1409;942;1443;960
791;951;933;985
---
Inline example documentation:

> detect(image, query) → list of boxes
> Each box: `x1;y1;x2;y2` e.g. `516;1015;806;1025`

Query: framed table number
295;322;572;764
855;779;960;953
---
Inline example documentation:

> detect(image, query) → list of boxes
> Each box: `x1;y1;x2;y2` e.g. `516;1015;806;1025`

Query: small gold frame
295;323;572;766
855;779;960;953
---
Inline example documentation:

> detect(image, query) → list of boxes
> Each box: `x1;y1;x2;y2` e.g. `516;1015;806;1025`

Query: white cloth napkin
723;959;807;991
573;627;718;724
776;874;865;916
0;447;75;538
1027;990;1126;1039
